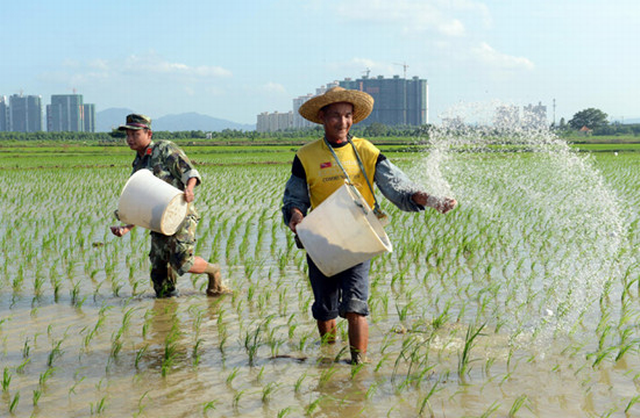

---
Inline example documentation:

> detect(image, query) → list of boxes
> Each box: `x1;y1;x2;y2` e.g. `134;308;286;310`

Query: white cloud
39;52;233;92
121;53;232;79
261;82;287;94
327;0;492;37
472;42;534;71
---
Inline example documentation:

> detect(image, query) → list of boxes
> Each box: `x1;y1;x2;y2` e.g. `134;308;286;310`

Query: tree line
0;108;637;142
0;123;432;143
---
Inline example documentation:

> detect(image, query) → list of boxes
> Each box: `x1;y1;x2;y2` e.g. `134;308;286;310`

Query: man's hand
434;197;457;214
184;178;198;203
184;188;195;203
412;192;457;214
110;224;134;237
288;208;304;233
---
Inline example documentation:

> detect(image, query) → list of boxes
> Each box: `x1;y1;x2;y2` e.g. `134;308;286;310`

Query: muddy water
2;158;640;417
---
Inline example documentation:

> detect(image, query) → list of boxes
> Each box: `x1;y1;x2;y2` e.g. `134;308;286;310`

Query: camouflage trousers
149;212;199;297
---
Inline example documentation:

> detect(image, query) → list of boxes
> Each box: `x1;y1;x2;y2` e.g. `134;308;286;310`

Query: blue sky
1;0;638;125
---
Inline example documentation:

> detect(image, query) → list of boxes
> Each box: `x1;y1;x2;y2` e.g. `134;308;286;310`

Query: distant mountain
154;112;255;132
96;108;135;132
96;109;255;132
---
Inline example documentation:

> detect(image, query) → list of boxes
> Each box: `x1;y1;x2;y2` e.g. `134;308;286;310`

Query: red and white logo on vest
320;162;332;169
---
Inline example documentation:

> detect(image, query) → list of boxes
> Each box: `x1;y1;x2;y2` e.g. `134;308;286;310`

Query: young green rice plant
480;401;500;417
16;357;30;375
226;367;239;386
9;391;20;414
2;367;11;392
32;387;43;406
458;323;486;378
161;321;181;377
293;372;306;393
134;344;148;370
261;381;279;404
243;323;263;365
318;365;338;388
47;339;64;367
306;397;322;416
417;378;441;417
109;330;124;362
625;394;640;414
33;270;45;296
133;391;150;418
90;396;107;415
350;362;366;379
68;375;85;398
277;406;293;418
12;265;24;293
38;367;55;389
287;314;298;340
203;399;219;415
232;389;246;410
508;395;529;417
192;338;203;367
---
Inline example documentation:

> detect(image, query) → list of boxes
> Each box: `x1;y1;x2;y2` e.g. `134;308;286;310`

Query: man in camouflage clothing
110;114;228;297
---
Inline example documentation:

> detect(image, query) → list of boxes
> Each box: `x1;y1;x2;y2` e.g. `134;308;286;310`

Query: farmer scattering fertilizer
282;87;457;364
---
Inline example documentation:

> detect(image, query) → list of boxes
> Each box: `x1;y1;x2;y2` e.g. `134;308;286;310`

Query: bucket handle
345;182;371;216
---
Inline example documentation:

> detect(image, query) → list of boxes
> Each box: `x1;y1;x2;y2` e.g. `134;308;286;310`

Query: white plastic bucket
296;182;393;277
117;169;188;235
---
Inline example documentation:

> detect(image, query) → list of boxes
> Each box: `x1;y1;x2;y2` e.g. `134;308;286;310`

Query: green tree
363;122;389;137
568;108;608;130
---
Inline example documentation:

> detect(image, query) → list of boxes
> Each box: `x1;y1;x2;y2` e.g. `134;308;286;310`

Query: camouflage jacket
132;140;201;190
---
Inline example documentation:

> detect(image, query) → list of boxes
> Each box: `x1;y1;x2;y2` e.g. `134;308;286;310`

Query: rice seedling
226;367;240;386
232;389;246;410
202;399;219;415
2;367;11;392
261;381;279;404
90;396;107;415
277;406;294;418
161;321;182;377
2;142;640;416
9;391;20;414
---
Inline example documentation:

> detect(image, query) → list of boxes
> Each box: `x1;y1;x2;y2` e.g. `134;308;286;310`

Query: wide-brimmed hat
118;114;152;131
299;86;374;124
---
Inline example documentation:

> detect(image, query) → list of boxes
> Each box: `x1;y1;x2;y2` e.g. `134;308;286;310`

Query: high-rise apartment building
257;74;429;131
10;94;42;132
83;103;96;133
523;102;548;129
292;82;340;129
257;111;293;132
0;96;8;131
48;94;84;132
340;75;428;126
494;105;520;130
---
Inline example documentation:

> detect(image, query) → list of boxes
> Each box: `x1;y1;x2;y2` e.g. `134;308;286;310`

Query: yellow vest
297;137;380;209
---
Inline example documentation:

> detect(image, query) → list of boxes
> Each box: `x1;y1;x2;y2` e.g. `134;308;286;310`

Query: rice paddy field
2;129;640;417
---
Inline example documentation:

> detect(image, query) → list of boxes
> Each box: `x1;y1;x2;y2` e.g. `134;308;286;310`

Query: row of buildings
494;102;548;130
0;94;96;133
257;75;429;132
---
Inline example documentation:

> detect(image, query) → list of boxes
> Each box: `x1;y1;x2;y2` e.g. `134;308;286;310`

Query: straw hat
298;86;374;124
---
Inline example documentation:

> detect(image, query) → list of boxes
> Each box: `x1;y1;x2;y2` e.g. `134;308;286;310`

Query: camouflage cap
118;114;152;131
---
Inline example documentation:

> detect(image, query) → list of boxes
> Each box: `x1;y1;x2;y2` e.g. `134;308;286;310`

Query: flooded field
2;138;640;417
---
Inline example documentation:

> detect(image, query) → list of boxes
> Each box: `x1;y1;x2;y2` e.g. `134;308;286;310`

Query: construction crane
362;68;371;78
393;62;409;78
